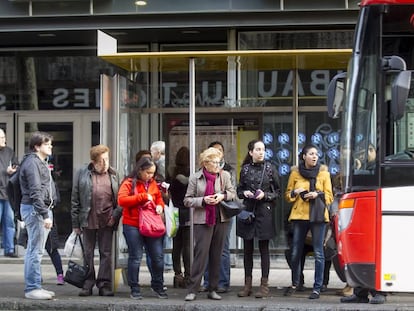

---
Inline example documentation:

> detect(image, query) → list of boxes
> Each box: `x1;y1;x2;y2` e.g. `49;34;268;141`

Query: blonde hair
199;147;222;167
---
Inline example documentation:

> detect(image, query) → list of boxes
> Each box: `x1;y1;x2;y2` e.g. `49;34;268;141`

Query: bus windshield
341;4;414;192
341;6;380;191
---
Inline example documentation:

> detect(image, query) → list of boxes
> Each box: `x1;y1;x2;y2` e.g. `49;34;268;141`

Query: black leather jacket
20;153;58;220
71;162;121;229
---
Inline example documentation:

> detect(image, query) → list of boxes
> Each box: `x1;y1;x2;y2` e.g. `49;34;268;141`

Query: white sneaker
41;288;55;297
25;289;52;300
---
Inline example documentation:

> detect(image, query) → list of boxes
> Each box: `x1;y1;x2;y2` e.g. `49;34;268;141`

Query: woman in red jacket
118;157;167;300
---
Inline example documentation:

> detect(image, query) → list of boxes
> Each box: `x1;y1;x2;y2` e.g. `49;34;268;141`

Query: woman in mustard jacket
284;144;333;300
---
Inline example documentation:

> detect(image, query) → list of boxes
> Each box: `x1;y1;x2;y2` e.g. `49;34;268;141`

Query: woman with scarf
183;147;236;302
284;144;333;299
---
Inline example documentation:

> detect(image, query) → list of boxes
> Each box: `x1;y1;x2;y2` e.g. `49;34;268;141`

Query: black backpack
7;159;24;219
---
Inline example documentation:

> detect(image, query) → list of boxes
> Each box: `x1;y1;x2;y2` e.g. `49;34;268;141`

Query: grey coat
71;163;121;229
184;168;236;224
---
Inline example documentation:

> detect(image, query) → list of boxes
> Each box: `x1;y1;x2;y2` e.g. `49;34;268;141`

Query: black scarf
298;162;320;191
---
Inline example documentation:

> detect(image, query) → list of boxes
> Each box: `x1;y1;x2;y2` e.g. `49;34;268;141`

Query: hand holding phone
299;190;309;200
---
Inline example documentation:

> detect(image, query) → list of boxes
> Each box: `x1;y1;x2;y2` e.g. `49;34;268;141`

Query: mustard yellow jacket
285;164;333;222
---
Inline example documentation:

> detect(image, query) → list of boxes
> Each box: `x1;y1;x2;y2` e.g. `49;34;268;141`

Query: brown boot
255;277;269;298
237;276;252;297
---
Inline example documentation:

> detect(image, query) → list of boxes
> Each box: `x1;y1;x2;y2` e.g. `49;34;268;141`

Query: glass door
17;111;99;241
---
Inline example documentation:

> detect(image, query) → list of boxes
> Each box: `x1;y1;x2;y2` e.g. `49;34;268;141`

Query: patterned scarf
203;168;216;226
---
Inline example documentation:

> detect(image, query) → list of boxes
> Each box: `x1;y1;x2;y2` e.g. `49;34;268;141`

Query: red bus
327;0;414;292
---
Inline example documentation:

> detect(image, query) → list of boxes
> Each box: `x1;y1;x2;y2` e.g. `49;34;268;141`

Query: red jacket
118;177;165;228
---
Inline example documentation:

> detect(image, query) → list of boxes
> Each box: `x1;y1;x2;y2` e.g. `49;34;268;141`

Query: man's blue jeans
0;199;16;254
20;204;51;293
290;220;326;293
123;224;164;292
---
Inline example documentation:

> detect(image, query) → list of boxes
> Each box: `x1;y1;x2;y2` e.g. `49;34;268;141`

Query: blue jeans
163;235;173;270
0;199;16;254
123;224;164;292
290;220;326;293
20;204;51;292
204;218;232;289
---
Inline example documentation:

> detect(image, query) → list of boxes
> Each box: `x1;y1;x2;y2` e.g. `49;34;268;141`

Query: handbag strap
69;234;86;258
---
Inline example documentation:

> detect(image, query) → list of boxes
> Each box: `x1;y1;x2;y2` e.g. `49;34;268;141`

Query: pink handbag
138;201;166;238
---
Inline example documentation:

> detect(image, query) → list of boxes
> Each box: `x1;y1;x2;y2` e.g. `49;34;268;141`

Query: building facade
0;0;358;251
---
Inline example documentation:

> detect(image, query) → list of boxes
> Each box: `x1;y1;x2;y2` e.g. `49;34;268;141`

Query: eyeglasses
208;161;221;166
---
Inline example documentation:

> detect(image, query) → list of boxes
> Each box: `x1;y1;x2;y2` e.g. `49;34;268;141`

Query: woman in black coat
236;139;280;298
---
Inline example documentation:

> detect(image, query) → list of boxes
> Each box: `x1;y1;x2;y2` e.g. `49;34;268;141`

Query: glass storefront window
0;55;124;111
298;111;341;176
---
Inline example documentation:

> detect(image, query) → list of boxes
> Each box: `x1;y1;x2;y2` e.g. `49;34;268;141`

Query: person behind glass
0;128;19;258
151;140;173;272
284;144;333;300
71;144;122;297
184;147;236;302
236;139;281;299
20;131;58;300
202;141;237;293
118;156;168;300
150;141;166;178
354;143;376;172
169;146;191;288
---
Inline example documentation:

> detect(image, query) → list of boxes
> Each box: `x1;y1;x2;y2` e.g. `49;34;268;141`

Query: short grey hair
150;141;165;154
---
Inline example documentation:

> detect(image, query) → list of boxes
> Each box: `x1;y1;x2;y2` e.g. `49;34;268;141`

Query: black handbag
237;209;255;224
309;196;327;223
236;164;266;225
221;200;244;218
64;234;89;288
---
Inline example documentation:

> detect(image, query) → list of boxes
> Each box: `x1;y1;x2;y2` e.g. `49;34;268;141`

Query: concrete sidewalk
1;255;414;310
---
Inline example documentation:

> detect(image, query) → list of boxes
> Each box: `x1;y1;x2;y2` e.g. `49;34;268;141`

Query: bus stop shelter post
189;57;196;268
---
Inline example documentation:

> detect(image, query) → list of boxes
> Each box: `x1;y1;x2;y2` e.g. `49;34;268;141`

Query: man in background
0;128;18;257
150;140;172;272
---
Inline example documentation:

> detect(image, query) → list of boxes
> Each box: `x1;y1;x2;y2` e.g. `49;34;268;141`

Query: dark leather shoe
78;288;92;297
340;294;369;303
4;252;18;258
99;288;114;296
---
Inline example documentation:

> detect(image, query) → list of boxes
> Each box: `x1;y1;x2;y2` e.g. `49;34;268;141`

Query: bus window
385;73;414;160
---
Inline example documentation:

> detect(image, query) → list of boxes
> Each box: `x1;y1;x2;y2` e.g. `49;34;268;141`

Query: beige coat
184;169;236;224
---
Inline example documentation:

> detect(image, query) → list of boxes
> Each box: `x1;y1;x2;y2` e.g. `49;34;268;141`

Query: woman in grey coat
183;147;236;302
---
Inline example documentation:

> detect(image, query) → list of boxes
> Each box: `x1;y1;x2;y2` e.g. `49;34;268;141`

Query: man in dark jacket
0;128;18;257
20;131;58;300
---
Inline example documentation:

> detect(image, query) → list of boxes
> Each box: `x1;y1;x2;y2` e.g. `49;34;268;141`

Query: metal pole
189;58;196;267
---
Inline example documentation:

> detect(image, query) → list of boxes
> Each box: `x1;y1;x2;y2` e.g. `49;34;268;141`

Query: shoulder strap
129;178;137;195
258;164;266;189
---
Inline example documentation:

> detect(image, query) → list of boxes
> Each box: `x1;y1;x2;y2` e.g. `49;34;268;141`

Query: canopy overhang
99;49;352;72
98;30;352;72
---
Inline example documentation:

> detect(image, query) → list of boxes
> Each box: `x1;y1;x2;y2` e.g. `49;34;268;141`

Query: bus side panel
380;187;414;292
339;193;377;288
